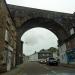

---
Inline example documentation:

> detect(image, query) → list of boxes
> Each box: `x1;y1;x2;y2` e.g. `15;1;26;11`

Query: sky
6;0;75;55
21;27;58;56
6;0;75;13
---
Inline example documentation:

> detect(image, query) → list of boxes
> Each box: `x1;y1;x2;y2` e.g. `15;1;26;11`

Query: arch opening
9;16;68;64
21;27;58;56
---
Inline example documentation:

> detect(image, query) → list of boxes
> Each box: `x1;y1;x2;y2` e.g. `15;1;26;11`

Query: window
70;28;75;35
5;29;9;42
47;54;49;56
42;54;45;56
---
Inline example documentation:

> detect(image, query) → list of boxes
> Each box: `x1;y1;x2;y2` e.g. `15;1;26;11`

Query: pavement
60;63;75;68
1;62;75;75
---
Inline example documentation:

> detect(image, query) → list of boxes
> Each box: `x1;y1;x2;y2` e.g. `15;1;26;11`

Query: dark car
46;57;58;65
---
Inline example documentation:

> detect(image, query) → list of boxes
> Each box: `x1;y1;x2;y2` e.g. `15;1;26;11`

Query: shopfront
66;48;75;64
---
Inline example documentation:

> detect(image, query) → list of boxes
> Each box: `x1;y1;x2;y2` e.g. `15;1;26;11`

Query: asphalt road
1;62;75;75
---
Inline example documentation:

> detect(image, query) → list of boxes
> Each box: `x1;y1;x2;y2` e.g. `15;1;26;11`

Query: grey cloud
21;27;58;55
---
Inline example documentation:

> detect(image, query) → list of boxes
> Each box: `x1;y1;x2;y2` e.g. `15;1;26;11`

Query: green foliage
48;47;58;52
39;47;59;56
48;47;59;56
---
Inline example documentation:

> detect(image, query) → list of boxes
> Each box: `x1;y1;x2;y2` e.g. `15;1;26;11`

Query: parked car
46;57;58;65
39;59;46;64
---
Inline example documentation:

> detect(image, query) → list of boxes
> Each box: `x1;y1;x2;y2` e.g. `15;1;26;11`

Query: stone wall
0;0;17;72
0;0;7;66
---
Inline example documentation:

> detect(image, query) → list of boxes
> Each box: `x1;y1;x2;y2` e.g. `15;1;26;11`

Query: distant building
23;54;29;62
29;52;38;62
29;49;58;62
38;49;52;61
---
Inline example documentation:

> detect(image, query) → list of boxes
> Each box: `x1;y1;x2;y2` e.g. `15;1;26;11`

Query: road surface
1;62;75;75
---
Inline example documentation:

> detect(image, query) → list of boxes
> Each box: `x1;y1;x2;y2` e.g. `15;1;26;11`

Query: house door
7;51;12;71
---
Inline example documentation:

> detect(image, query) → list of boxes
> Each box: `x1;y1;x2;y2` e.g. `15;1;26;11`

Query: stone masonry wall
0;0;7;65
0;0;17;72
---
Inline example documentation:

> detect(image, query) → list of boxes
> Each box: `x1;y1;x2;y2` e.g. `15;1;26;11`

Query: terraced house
0;0;17;72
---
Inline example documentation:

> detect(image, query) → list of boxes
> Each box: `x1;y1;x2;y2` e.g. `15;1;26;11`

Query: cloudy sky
6;0;75;13
6;0;75;55
21;27;58;55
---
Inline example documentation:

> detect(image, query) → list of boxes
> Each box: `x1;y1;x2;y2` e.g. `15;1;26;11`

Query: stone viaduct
8;4;73;41
7;4;75;64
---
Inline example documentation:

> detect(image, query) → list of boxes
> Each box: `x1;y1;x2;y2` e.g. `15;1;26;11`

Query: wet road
1;62;75;75
20;62;75;75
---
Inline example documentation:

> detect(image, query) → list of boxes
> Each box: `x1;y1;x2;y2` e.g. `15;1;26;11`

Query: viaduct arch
7;4;73;44
7;4;75;64
18;17;68;44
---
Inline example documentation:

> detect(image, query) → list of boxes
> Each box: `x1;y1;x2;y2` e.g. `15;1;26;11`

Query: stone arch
15;17;69;64
17;17;69;45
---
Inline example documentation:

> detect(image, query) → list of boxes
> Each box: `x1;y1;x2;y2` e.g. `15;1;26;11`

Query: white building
59;43;68;64
23;54;29;62
53;52;58;60
29;50;58;62
29;52;38;62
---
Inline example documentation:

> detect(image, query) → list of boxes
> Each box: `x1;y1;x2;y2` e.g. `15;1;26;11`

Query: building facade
29;49;57;62
29;52;38;62
38;50;53;60
0;0;17;72
23;54;29;62
59;26;75;64
59;43;68;64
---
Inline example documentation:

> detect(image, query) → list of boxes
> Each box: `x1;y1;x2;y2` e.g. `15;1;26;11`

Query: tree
48;47;59;56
